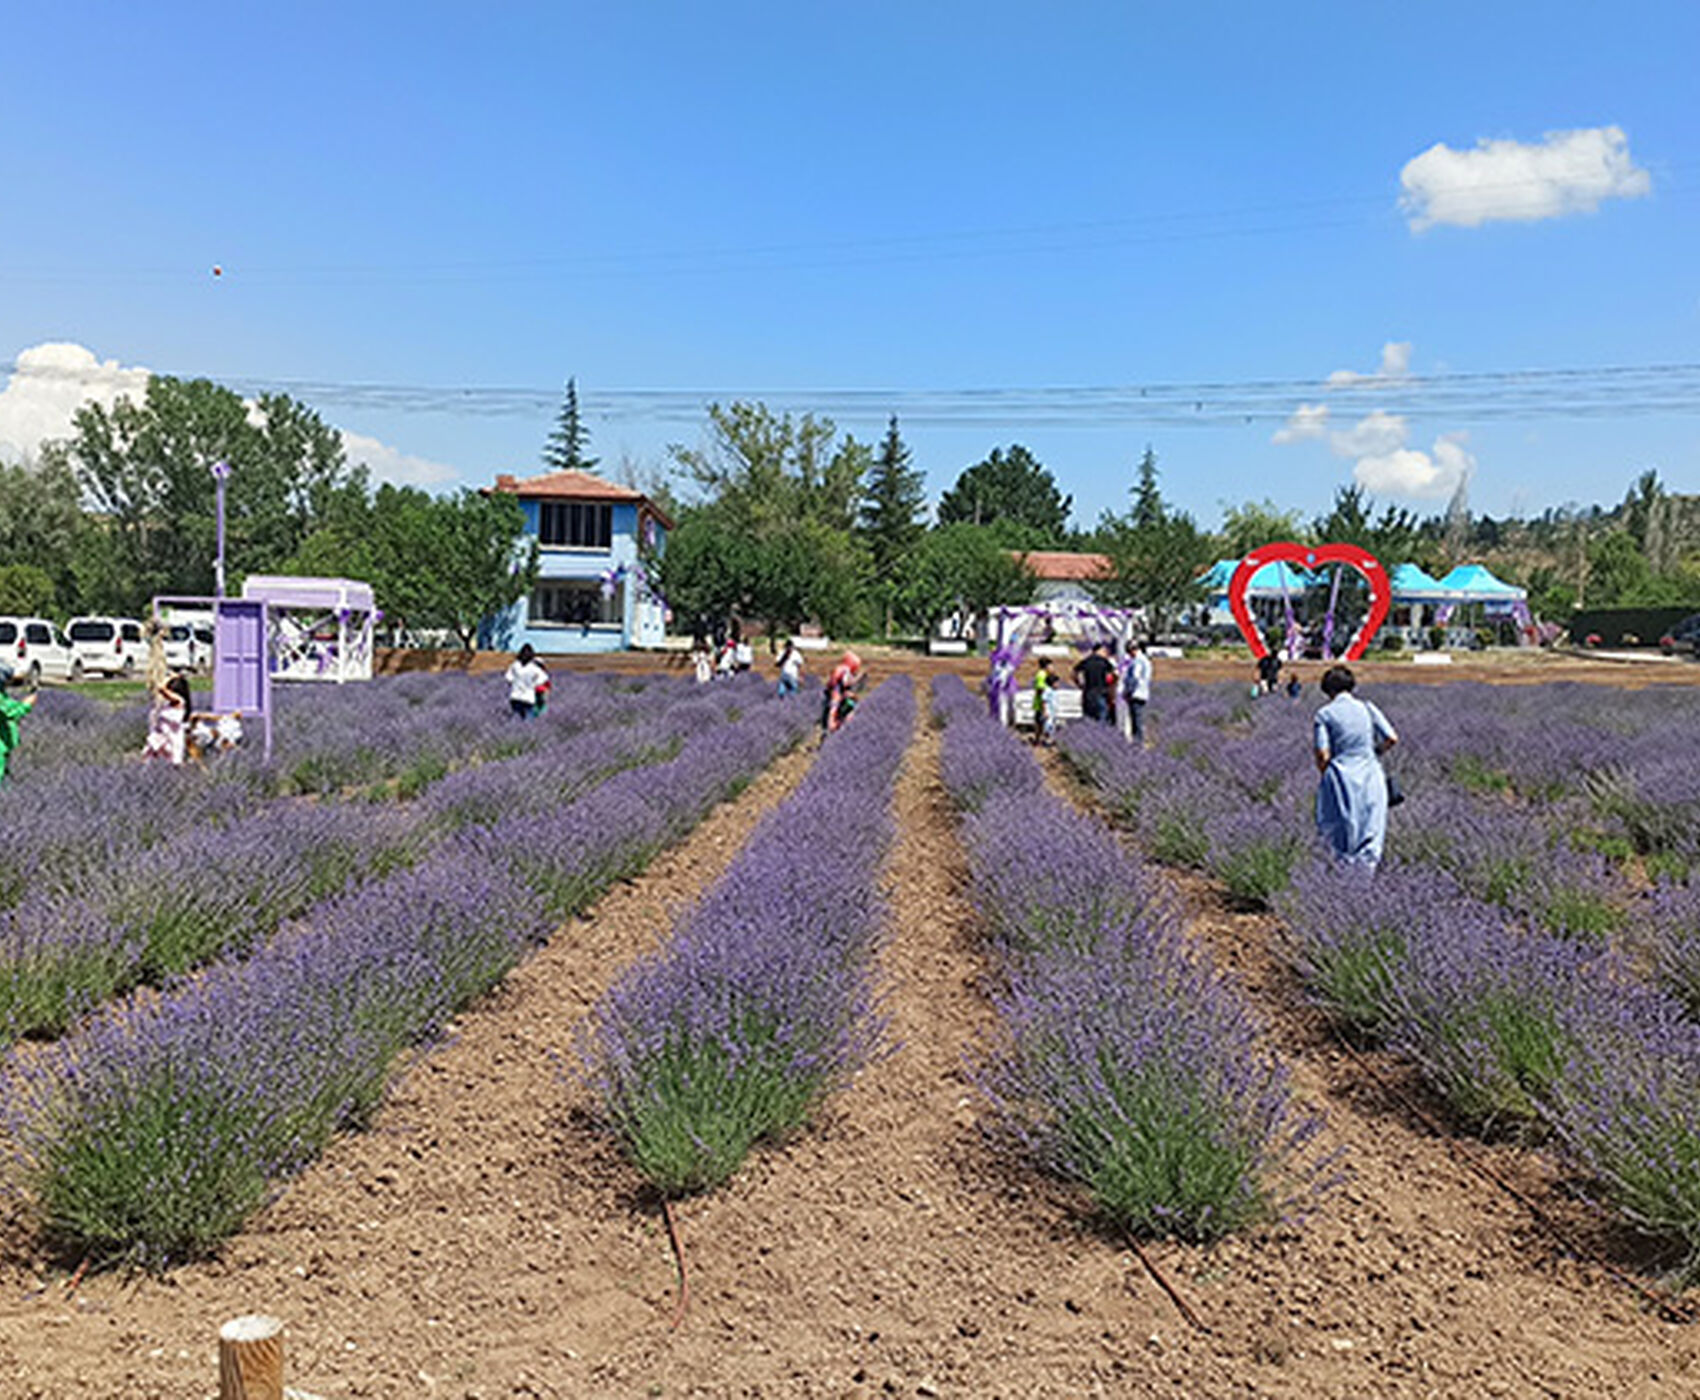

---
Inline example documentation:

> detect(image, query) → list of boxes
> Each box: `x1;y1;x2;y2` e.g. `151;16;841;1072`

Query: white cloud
1274;342;1478;502
0;342;150;462
1400;126;1651;231
1325;340;1412;387
1271;402;1329;444
1330;409;1408;460
339;430;461;488
0;340;462;489
1354;430;1476;500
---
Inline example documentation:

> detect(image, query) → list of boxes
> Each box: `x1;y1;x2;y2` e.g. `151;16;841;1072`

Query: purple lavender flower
585;680;914;1194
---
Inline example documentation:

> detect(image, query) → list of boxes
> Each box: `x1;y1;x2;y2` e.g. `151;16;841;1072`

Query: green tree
541;377;598;474
1584;530;1654;607
369;487;539;648
665;401;870;636
1129;446;1164;531
1090;450;1213;634
1218;498;1309;558
935;445;1071;546
0;452;85;610
671;401;867;535
61;375;361;612
898;523;1034;636
0;563;57;616
857;415;927;635
1312;484;1429;566
288;486;538;648
649;501;761;627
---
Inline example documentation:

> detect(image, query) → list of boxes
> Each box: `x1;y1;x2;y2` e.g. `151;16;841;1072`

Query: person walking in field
505;644;550;720
1072;641;1115;724
1032;656;1059;746
776;638;804;698
1122;638;1152;745
1312;664;1398;868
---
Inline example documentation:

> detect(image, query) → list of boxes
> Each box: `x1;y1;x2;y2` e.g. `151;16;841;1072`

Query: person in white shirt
1123;639;1153;745
776;638;804;697
505;644;550;719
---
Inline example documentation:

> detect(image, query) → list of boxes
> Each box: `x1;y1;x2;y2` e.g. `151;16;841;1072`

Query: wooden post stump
219;1313;284;1400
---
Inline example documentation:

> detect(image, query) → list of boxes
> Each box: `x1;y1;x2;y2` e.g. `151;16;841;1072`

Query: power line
6;358;1700;429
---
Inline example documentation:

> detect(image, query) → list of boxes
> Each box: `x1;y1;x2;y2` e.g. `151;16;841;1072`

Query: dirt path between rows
3;684;1700;1397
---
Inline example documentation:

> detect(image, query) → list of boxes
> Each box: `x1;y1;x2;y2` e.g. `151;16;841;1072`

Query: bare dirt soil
3;661;1700;1397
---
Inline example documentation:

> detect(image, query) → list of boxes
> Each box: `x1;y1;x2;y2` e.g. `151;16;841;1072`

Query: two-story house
485;469;671;654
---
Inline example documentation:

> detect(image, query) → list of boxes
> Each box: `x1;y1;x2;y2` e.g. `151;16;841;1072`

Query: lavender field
0;670;815;1265
1;662;1697;1397
1060;677;1700;1280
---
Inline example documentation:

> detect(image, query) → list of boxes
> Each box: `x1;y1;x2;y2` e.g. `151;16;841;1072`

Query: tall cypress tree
541;377;599;473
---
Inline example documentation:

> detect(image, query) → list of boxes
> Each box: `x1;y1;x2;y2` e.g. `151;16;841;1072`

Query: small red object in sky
212;265;223;277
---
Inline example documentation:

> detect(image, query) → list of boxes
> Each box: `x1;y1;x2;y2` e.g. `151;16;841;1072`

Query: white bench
1013;687;1084;727
928;637;970;655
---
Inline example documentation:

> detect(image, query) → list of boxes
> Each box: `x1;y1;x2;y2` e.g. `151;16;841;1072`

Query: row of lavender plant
933;675;1325;1242
1282;857;1700;1277
1;687;817;1266
0;681;753;1044
583;678;913;1195
0;672;615;910
1062;680;1700;1276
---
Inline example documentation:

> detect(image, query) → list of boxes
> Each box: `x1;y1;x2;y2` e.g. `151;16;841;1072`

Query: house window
538;501;612;549
531;580;622;628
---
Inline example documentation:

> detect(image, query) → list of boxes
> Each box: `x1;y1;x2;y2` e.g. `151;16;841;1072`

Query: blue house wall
485;495;668;655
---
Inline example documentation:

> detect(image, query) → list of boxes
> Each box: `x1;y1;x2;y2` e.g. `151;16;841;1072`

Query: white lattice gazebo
240;575;377;683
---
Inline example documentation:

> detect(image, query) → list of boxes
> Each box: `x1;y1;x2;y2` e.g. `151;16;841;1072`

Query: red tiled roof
487;469;674;529
1016;550;1112;581
489;469;645;502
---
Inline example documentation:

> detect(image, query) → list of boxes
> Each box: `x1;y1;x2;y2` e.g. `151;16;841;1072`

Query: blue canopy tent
1433;564;1533;644
1390;562;1449;600
1384;562;1450;643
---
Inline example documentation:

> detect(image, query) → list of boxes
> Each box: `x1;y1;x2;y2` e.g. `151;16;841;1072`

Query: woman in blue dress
1312;664;1398;868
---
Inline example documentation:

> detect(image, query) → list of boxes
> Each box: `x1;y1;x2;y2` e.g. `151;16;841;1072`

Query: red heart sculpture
1227;542;1389;663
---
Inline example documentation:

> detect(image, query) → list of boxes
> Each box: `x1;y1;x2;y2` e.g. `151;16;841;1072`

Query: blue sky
1;1;1695;532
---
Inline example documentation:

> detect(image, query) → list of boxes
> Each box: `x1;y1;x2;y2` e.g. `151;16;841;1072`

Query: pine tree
1130;446;1164;529
858;416;927;637
859;416;926;573
541;378;598;473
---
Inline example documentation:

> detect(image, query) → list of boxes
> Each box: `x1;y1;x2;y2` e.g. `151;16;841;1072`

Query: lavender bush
0;674;747;1046
586;679;912;1194
1644;880;1700;1017
1276;860;1456;1040
983;940;1324;1239
3;857;548;1267
937;677;1324;1241
1547;1005;1700;1281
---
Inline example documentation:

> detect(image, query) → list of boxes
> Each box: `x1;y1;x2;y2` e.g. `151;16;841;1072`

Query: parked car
0;616;82;683
163;622;211;672
66;615;147;678
1659;614;1700;657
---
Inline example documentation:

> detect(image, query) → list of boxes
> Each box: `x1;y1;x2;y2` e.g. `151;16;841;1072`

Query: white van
163;621;212;672
0;616;81;683
66;616;147;678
